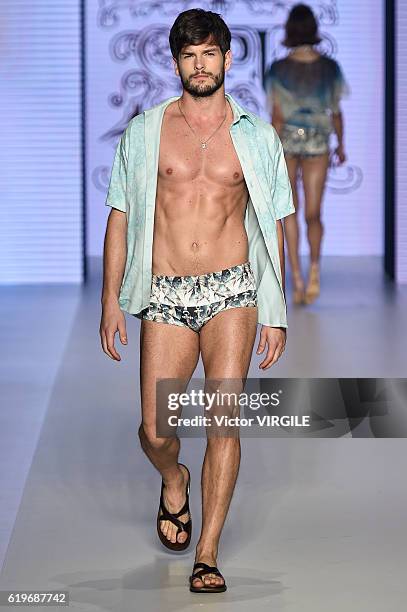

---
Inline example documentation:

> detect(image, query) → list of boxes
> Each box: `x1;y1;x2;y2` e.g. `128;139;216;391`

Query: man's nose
194;58;204;70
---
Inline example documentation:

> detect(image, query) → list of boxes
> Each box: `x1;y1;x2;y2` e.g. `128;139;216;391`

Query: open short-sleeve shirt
105;93;295;327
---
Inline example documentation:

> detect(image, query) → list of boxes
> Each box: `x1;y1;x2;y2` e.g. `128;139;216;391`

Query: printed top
105;93;295;328
264;55;349;133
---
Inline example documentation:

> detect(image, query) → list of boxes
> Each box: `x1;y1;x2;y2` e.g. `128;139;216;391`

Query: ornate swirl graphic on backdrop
137;26;174;72
227;28;264;115
107;27;182;115
231;32;250;65
98;1;338;27
93;164;117;194
231;27;262;70
107;24;265;114
229;84;263;115
236;1;338;24
109;30;139;61
96;1;360;195
95;96;141;192
107;69;169;109
326;165;363;194
108;69;151;105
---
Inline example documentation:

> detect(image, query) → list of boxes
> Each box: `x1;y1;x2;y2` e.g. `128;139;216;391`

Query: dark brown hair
282;4;321;48
169;8;231;60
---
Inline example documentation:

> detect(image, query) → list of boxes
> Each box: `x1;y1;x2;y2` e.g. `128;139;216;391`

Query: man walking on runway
100;8;294;593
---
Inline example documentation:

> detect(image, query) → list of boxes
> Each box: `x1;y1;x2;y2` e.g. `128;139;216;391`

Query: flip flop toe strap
159;499;191;534
158;513;186;534
190;562;224;583
160;495;189;518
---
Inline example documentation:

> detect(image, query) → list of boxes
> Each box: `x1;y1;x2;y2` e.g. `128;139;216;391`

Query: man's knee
138;422;171;451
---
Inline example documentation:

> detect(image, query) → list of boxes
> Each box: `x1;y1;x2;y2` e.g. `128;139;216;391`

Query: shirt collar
150;93;254;126
225;93;255;126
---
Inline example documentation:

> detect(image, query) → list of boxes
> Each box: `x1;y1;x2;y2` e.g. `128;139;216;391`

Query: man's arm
255;128;292;370
276;218;285;297
100;209;128;361
256;220;287;370
101;209;127;304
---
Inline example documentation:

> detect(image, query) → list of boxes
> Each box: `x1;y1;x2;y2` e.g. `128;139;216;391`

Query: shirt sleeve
270;128;295;220
105;128;129;212
330;61;350;114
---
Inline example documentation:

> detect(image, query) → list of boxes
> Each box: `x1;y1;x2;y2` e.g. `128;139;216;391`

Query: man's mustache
190;72;213;79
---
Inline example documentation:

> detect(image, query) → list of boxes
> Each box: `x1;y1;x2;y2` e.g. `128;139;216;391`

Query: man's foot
190;553;226;591
158;463;191;545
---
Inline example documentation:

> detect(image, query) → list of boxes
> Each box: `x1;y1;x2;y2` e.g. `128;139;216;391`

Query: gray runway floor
0;256;406;611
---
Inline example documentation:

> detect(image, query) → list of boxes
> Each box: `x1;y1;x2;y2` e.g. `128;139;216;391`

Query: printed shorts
133;261;258;333
281;124;330;157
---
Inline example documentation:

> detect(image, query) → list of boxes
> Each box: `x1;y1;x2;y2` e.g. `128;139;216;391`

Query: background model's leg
283;155;305;303
300;152;330;303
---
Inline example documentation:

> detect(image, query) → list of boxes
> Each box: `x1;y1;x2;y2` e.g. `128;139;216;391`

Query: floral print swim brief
133;261;258;333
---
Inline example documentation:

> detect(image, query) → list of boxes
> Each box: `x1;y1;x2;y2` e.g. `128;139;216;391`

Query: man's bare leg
190;305;258;588
138;319;200;544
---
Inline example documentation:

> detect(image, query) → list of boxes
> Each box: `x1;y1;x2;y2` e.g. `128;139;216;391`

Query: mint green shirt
105;93;295;327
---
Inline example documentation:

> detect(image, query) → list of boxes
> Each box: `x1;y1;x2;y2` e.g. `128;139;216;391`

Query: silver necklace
177;98;228;149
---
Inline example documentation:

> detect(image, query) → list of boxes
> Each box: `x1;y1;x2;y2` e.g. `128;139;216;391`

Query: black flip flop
189;562;227;593
156;463;192;551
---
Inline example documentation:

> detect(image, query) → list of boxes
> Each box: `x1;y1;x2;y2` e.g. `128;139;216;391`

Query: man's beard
180;66;225;98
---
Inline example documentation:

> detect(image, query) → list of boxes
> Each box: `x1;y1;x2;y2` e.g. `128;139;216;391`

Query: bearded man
100;8;295;593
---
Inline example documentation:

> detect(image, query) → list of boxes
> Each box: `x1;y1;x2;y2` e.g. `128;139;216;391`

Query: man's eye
206;52;215;56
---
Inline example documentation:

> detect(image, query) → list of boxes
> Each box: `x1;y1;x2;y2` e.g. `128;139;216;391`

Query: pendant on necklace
201;142;207;149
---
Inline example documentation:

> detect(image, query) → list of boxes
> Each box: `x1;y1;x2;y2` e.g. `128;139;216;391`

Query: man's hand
256;325;286;370
100;298;128;361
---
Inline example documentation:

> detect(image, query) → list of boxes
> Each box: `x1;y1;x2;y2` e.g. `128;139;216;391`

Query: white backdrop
86;0;383;258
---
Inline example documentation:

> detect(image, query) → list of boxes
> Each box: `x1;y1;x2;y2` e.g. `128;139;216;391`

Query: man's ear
173;57;180;76
224;49;232;73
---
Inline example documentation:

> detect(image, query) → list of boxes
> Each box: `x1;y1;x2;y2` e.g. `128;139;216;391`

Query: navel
191;241;199;249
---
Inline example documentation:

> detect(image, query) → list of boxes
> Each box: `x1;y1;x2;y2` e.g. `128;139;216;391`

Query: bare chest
158;113;245;187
